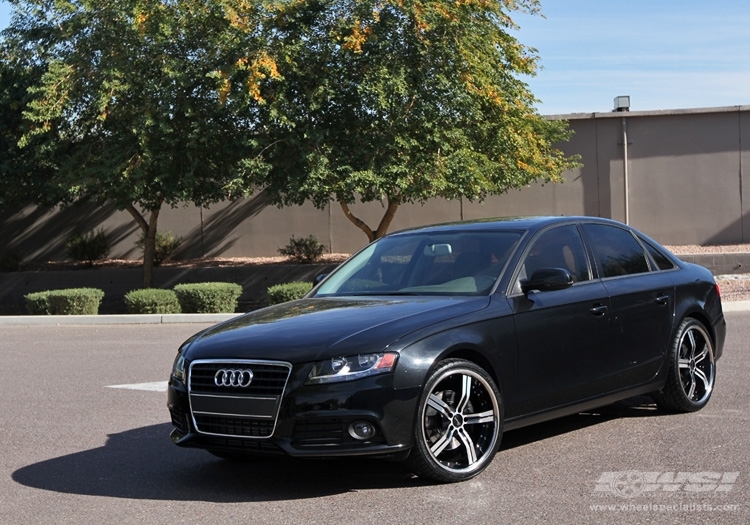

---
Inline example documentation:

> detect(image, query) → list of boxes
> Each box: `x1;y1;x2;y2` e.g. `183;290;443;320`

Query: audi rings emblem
214;368;254;388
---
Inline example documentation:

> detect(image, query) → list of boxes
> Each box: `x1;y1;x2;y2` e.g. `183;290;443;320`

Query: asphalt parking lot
1;314;747;524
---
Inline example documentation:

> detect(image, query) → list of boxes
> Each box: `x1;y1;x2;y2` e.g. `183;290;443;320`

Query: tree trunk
339;196;401;243
125;202;161;288
374;196;400;239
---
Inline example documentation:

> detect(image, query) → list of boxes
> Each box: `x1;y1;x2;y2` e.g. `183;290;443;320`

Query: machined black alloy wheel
654;318;716;412
409;359;503;483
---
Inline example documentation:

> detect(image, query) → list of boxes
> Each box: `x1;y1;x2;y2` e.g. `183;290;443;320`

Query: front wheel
408;359;503;483
653;318;716;412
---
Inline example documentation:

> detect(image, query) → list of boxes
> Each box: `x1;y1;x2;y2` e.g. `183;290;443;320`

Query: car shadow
500;395;663;451
12;423;426;502
13;397;665;500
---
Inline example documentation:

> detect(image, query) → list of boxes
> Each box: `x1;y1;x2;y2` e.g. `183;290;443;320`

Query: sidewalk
721;300;750;313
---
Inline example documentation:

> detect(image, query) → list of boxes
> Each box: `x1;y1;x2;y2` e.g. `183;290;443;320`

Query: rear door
580;222;674;389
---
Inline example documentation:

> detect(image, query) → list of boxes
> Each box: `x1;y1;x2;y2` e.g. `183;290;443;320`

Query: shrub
277;235;326;264
24;288;105;315
66;228;110;265
25;291;52;315
267;282;314;305
136;231;183;266
124;288;181;314
174;282;243;313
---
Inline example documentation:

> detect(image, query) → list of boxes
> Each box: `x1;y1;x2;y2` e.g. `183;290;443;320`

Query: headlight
171;353;187;383
306;352;398;384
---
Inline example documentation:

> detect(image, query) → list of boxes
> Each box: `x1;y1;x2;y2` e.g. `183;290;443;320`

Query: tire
408;359;503;483
653;318;716;412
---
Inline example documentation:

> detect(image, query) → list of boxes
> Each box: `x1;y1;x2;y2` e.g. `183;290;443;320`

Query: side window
639;237;676;270
520;225;591;284
582;224;650;278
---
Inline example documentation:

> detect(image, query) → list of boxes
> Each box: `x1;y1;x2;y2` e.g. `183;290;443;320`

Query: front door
507;224;613;415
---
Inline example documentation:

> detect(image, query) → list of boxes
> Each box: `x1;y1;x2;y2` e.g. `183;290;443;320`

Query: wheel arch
672;274;723;353
674;305;717;349
440;347;502;393
394;333;506;396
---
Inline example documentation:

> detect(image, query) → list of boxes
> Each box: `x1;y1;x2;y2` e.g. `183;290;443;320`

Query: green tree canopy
3;0;269;285
4;0;581;276
0;39;66;210
246;0;580;241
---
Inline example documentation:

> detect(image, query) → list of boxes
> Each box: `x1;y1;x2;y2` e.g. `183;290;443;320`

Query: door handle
655;294;670;305
590;304;608;316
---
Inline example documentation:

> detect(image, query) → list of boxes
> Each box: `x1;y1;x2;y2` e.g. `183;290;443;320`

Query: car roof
388;216;625;237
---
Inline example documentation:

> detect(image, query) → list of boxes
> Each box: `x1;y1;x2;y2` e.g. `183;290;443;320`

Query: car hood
182;296;490;363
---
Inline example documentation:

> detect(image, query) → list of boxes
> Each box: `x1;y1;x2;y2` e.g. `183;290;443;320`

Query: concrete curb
0;313;241;326
718;301;750;313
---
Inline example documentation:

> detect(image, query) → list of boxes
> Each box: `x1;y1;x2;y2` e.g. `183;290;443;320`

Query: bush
267;282;314;305
124;288;181;314
25;291;52;315
66;228;110;265
278;235;326;264
136;231;183;266
173;282;243;313
25;288;105;315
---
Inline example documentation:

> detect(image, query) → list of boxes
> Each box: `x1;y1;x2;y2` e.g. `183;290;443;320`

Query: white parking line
106;381;168;392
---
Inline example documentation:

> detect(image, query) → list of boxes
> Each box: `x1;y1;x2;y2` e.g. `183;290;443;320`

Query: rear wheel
653;318;716;412
408;359;503;483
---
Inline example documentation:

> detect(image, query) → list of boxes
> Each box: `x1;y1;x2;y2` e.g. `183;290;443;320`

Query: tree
244;0;580;241
0;40;66;210
4;0;269;286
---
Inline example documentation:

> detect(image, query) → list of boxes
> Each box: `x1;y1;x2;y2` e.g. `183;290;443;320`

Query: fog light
348;421;377;440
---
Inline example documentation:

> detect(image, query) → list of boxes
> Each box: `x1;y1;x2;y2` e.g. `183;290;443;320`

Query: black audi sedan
168;216;725;482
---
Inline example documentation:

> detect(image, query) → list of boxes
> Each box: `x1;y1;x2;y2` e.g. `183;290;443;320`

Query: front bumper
167;362;420;459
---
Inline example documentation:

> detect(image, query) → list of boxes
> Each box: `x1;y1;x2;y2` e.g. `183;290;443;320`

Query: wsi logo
594;471;740;498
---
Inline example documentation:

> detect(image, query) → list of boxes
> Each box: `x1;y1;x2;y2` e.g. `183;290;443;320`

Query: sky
511;0;750;114
1;0;749;115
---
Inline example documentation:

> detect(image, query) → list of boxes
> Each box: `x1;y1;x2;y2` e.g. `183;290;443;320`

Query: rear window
639;237;676;270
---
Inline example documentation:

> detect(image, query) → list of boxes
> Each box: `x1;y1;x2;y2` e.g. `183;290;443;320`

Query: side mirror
521;268;574;294
314;273;328;285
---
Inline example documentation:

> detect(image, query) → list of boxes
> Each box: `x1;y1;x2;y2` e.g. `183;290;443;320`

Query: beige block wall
2;105;748;261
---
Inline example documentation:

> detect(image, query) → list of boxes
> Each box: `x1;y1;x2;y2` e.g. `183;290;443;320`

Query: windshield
314;230;523;297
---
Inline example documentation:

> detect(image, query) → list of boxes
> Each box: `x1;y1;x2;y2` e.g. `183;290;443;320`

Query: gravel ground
666;244;750;254
712;274;750;302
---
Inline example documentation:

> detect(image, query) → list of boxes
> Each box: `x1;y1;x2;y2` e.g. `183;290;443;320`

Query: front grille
194;415;275;437
189;362;290;396
188;359;292;439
